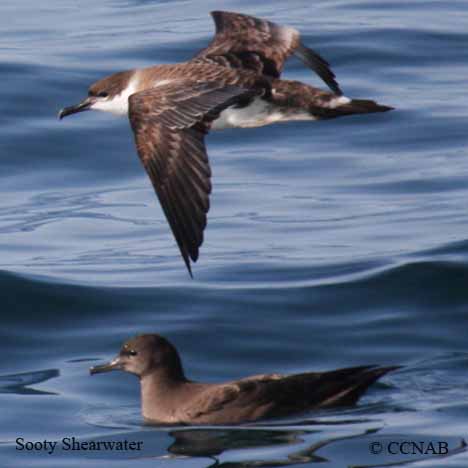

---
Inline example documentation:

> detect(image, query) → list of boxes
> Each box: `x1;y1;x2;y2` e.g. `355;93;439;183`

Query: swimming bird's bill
89;356;122;375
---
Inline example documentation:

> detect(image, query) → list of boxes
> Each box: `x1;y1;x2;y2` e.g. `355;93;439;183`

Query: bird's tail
313;365;400;408
270;79;393;120
335;98;394;116
313;96;394;119
264;365;399;420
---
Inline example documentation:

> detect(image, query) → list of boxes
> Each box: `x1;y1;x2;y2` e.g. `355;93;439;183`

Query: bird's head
59;70;135;119
90;334;185;379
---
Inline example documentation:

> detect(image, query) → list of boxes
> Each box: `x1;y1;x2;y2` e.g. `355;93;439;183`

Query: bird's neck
139;368;190;423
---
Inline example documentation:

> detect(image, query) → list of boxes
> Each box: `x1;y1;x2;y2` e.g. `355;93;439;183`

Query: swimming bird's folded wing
183;366;397;423
128;81;258;275
195;11;342;95
183;380;272;424
267;366;397;411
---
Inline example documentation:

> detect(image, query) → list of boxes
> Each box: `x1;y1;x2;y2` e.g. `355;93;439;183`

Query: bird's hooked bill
89;356;122;375
59;97;95;119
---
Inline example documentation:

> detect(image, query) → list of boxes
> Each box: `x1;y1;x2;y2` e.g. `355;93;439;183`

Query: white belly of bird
211;97;316;130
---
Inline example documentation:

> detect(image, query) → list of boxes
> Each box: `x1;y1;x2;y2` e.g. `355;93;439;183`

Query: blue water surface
1;0;468;466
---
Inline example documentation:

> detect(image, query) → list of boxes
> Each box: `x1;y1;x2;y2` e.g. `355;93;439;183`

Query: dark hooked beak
58;97;95;120
90;356;123;375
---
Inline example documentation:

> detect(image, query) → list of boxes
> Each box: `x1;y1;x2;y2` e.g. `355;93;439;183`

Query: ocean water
1;0;468;466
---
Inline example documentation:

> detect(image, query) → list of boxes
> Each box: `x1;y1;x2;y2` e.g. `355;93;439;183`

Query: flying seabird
59;11;393;276
90;334;398;425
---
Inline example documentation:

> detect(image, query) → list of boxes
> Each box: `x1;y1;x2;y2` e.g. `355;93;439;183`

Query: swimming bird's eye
129;350;138;356
98;92;109;98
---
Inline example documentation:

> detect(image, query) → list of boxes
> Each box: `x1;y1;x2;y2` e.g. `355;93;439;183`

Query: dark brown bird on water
90;334;398;425
60;11;393;276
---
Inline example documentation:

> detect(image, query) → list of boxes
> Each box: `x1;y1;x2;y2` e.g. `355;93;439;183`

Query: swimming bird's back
179;366;397;424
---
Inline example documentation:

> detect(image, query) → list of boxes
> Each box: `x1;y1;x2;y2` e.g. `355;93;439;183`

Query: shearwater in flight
59;11;392;276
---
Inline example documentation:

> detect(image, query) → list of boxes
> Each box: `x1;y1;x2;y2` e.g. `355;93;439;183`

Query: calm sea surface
1;0;468;466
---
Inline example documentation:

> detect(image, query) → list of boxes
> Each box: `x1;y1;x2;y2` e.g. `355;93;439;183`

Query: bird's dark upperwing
184;380;273;423
184;366;397;423
195;11;342;95
128;81;259;276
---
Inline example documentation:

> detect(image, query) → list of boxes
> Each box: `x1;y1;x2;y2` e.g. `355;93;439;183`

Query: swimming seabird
90;334;398;425
59;11;393;275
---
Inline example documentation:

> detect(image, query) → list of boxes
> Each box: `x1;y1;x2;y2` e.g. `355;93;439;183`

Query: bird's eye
98;92;109;98
129;350;138;356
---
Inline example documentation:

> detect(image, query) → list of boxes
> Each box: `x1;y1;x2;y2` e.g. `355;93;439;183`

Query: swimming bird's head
90;334;185;379
59;70;135;119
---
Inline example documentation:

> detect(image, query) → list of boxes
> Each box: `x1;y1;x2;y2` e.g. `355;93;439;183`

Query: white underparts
211;97;316;130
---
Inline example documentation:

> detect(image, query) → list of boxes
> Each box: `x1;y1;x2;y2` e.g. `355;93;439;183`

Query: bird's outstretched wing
195;10;342;95
128;81;259;275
